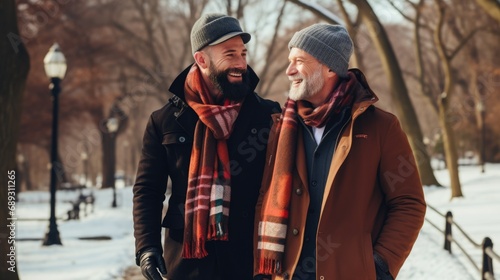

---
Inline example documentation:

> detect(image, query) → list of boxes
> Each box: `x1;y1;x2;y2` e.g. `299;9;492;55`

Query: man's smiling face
286;47;326;102
206;36;249;101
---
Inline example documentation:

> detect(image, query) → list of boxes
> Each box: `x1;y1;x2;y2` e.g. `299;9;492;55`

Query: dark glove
136;247;167;280
374;253;393;280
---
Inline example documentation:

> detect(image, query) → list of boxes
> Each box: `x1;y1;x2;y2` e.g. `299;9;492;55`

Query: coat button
251;128;258;134
320;276;325;280
311;180;317;187
295;188;303;195
179;136;186;143
292;228;299;235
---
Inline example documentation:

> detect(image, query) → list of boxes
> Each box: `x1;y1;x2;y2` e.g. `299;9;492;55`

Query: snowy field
16;164;500;280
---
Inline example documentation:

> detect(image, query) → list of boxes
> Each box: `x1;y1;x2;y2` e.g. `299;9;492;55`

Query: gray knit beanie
288;24;353;78
190;13;251;54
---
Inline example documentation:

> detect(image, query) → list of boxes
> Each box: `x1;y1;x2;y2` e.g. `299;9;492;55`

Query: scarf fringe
182;238;208;259
258;258;282;275
207;223;229;240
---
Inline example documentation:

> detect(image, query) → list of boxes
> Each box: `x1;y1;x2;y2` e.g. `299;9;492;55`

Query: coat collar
348;68;378;117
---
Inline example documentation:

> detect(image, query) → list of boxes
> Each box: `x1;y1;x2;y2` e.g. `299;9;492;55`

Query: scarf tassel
258;258;282;275
182;238;208;259
207;223;229;240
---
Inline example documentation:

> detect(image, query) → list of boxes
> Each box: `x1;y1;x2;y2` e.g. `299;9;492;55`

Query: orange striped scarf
257;73;355;274
182;64;242;258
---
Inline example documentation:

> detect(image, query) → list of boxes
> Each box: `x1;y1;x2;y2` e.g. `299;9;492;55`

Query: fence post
444;211;453;253
482;237;494;280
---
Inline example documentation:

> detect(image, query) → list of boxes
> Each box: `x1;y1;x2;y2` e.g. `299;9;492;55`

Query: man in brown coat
254;24;426;280
133;14;280;280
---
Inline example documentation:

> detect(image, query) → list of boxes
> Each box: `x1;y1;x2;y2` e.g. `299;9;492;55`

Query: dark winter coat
133;65;281;280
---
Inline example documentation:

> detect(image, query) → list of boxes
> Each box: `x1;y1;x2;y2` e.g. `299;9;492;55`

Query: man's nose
286;62;297;76
234;55;247;69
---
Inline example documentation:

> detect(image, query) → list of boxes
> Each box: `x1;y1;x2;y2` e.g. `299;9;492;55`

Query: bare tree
0;0;30;278
432;0;486;197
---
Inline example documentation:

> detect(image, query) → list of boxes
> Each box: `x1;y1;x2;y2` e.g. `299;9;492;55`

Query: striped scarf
256;73;355;274
182;64;242;259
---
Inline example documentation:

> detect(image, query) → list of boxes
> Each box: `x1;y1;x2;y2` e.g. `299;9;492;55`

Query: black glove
374;253;393;280
137;247;167;280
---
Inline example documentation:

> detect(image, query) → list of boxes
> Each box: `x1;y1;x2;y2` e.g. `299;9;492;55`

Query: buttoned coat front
133;65;281;280
254;69;426;280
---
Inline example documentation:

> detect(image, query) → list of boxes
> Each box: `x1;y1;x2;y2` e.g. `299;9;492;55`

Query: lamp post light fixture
106;117;119;208
42;43;66;246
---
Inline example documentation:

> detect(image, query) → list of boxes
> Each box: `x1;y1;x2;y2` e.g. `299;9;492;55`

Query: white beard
288;66;324;101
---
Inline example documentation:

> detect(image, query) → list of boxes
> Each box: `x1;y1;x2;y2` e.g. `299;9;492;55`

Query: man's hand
137;247;168;280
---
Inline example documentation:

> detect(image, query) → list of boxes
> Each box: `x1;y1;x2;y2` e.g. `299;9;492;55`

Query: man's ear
194;51;209;69
326;68;337;78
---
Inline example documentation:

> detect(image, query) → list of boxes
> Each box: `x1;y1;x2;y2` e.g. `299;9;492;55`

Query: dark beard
209;64;250;101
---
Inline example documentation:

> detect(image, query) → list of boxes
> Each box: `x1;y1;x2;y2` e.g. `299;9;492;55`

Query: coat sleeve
133;113;169;254
374;116;426;278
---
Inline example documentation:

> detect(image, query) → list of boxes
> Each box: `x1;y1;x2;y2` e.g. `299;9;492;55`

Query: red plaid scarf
182;64;242;258
256;72;356;274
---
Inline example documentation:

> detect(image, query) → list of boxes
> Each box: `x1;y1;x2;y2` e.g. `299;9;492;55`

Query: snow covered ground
398;163;500;280
16;164;500;279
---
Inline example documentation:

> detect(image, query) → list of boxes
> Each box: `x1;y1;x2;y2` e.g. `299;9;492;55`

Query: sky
15;163;500;280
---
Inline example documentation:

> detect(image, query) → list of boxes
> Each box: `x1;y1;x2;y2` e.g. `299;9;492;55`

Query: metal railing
425;203;499;280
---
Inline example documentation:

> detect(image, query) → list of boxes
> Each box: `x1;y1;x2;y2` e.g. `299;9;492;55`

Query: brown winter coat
254;69;426;280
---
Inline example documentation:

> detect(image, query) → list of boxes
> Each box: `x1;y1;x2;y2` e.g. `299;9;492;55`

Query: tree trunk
337;0;366;71
438;100;463;197
0;0;30;278
434;0;463;198
101;131;117;189
466;42;486;172
18;154;33;191
348;0;440;186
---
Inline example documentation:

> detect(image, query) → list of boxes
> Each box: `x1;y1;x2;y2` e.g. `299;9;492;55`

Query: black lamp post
478;100;486;173
80;151;88;196
123;140;129;186
106;117;119;208
42;43;67;246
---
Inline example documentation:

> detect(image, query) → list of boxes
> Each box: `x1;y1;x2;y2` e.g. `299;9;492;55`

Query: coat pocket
161;131;192;168
162;131;192;145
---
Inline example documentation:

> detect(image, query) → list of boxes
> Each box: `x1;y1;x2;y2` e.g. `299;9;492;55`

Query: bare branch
449;27;481;60
256;1;287;93
387;0;416;23
285;0;344;25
